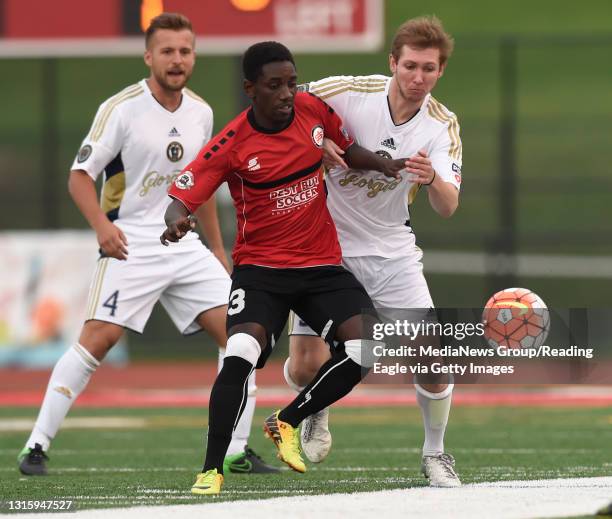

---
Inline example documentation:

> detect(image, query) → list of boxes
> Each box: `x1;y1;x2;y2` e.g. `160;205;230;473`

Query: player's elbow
67;170;81;199
443;203;458;218
436;200;458;219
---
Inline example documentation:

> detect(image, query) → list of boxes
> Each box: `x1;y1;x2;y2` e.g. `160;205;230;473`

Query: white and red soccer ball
483;288;550;349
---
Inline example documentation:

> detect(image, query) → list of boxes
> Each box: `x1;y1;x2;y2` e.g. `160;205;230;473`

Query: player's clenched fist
160;200;197;245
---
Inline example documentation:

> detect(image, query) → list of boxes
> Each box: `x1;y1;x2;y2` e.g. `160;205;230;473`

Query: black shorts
227;265;375;368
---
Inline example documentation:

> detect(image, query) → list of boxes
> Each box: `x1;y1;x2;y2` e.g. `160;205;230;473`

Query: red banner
0;0;383;56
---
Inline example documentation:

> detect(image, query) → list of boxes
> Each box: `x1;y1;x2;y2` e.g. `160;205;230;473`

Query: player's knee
414;381;454;399
225;333;261;366
344;339;384;368
289;336;329;384
79;320;123;361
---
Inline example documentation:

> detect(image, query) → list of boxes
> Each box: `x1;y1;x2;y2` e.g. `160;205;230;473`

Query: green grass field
1;405;611;511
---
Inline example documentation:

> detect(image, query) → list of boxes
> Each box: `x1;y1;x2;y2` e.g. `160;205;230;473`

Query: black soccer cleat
18;443;49;476
224;445;280;474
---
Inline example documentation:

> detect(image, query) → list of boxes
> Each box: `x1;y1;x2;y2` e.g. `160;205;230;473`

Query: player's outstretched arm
68;170;129;260
344;143;408;180
160;199;196;246
194;194;231;273
322;138;348;170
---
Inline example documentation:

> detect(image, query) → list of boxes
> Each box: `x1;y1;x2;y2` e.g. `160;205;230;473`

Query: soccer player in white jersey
286;16;462;487
18;13;277;476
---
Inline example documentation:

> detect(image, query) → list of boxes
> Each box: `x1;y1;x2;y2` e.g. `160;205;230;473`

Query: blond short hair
390;16;454;65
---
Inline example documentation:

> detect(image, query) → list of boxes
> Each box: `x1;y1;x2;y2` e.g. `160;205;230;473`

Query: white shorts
290;249;433;336
85;246;230;334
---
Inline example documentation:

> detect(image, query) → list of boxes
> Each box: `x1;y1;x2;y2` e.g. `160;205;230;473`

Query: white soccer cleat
300;407;332;463
421;453;462;488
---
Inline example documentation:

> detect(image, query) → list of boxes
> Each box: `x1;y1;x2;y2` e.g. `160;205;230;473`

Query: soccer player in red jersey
161;42;407;495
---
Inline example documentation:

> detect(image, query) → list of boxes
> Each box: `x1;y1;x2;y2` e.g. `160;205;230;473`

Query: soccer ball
482;288;550;349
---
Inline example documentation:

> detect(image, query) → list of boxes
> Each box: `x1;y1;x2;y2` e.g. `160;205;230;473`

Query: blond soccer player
286;16;462;487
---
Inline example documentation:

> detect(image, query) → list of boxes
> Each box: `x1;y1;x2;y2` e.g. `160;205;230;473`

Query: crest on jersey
375;149;392;160
452;163;462;184
175;171;194;190
167;141;184;162
77;144;92;163
311;125;324;148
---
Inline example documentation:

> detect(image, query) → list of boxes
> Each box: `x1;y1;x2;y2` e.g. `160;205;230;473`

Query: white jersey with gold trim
71;79;213;255
307;75;462;258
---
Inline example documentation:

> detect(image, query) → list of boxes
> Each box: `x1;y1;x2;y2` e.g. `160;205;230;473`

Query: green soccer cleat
223;445;280;474
191;469;224;495
263;410;306;473
18;444;49;476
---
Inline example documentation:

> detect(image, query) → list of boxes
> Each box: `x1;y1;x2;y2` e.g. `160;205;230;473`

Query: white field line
7;477;612;519
0;446;599;456
424;250;612;278
0;417;148;432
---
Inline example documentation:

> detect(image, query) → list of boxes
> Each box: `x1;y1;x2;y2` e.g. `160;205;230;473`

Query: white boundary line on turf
7;477;612;519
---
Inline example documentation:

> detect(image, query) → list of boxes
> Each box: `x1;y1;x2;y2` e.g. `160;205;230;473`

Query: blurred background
1;0;611;363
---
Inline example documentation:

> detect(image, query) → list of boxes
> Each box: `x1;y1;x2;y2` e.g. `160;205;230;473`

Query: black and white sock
278;350;365;427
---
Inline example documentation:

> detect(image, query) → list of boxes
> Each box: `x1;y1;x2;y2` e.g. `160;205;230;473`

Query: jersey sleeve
306;92;354;151
202;104;214;145
302;75;353;116
70;100;124;181
429;117;463;191
168;134;232;213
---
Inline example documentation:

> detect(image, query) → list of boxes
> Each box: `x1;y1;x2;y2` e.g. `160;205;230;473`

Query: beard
155;69;191;92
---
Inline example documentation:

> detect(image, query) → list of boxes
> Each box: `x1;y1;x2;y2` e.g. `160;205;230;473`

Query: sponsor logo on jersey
380;137;396;150
338;170;401;198
175;171;194;190
166;141;184;162
270;175;319;215
77;144;92;163
311;125;324;148
140;170;181;197
168;127;181;137
375;149;393;160
247;157;261;171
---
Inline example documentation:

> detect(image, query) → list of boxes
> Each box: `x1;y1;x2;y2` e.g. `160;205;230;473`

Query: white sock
415;383;454;457
283;357;306;393
25;343;99;451
219;348;257;457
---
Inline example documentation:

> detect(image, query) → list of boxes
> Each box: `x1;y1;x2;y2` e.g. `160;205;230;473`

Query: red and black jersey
169;92;354;268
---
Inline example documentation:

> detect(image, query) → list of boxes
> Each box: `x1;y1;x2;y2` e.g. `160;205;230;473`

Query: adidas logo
168;127;180;137
247;157;261;171
380;137;396;150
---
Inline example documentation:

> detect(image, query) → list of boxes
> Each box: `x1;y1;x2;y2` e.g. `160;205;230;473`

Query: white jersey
71;79;214;255
306;75;462;258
